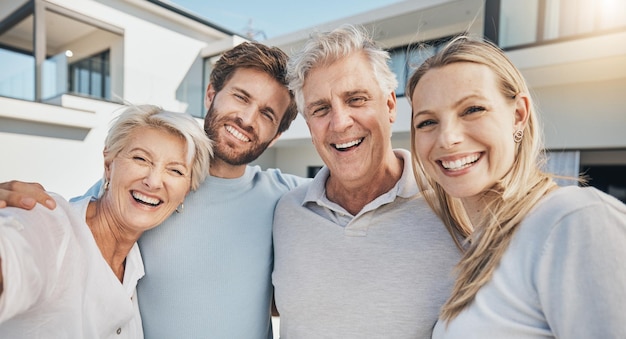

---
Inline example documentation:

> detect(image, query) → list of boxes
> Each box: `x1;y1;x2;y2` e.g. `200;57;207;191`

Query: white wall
0;96;120;199
536;77;626;150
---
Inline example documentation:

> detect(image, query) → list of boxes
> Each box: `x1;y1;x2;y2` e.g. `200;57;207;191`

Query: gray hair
287;24;398;114
103;104;213;191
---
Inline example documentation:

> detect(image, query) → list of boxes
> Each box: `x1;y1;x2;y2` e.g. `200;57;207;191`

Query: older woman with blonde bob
0;105;212;338
408;37;626;338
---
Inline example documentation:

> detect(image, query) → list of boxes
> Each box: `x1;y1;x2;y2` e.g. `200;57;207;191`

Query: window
0;2;122;103
68;50;110;100
387;37;452;97
307;166;323;178
196;54;219;119
497;0;626;49
0;46;34;100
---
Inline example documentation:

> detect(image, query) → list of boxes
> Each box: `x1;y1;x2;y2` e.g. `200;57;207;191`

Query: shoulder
276;181;312;206
519;186;626;254
1;193;75;227
253;166;311;190
530;186;625;223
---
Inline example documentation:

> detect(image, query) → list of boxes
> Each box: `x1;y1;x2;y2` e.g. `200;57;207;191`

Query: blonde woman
0;105;212;338
408;37;626;338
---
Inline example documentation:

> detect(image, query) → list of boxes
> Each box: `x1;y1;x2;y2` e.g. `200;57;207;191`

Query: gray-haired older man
272;24;460;338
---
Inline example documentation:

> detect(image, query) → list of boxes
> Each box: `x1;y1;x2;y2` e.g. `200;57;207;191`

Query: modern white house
1;0;625;202
0;0;246;198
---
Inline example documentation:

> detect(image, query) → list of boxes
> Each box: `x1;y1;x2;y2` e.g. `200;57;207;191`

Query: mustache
230;117;255;135
205;115;256;141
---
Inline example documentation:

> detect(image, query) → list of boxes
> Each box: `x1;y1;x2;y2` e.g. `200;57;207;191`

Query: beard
203;102;272;166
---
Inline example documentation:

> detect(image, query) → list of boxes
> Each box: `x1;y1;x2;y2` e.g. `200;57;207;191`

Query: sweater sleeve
535;192;626;338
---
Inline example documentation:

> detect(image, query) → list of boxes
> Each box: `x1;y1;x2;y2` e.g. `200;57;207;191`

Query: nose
438;120;463;149
329;105;354;132
143;167;164;190
238;104;257;127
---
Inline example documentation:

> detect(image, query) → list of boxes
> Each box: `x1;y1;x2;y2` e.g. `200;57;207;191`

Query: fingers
0;181;56;210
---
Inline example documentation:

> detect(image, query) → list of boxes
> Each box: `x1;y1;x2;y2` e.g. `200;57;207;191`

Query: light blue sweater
78;166;307;338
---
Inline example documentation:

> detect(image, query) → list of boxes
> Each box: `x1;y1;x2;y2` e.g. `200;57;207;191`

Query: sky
167;0;404;40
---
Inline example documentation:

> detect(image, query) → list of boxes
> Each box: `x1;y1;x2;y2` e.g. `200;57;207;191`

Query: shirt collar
302;149;418;213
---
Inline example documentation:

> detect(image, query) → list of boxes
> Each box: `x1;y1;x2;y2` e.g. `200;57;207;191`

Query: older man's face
302;52;397;186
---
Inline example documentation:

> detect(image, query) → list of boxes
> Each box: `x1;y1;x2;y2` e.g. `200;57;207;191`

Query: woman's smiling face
411;62;526;203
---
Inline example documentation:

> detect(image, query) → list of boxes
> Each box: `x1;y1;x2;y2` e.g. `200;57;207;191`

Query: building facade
262;0;626;202
1;0;625;201
0;0;243;198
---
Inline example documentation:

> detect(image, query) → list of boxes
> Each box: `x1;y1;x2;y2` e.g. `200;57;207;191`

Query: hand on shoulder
0;180;56;210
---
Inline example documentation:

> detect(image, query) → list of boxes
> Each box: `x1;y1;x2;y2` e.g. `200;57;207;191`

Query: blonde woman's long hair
407;36;557;320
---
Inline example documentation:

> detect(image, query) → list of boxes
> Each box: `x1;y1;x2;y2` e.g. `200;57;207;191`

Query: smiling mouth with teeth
439;153;480;171
132;191;162;207
225;125;250;142
333;138;364;151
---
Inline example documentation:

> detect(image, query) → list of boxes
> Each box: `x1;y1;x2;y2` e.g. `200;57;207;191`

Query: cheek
306;121;326;145
492;138;517;175
169;179;191;202
420;156;438;177
413;136;433;162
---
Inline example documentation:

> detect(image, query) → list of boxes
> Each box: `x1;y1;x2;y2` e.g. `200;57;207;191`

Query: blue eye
311;106;329;117
465;106;485;115
234;93;247;102
261;110;275;122
415;119;436;129
348;97;366;106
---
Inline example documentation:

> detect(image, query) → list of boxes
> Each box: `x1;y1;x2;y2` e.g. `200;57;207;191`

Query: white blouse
0;194;145;338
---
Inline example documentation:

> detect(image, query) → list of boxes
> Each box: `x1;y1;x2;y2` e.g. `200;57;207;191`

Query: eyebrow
305;89;370;110
306;99;328;111
128;147;189;167
232;86;251;99
413;94;485;117
345;89;370;97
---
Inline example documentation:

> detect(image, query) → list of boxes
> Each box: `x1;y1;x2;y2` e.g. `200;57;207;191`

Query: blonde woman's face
411;62;526;202
104;126;191;232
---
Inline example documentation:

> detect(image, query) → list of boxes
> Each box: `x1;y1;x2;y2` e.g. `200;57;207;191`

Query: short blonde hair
104;105;213;191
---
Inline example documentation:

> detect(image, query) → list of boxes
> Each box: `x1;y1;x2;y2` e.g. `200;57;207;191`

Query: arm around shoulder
267;168;312;190
0;181;56;210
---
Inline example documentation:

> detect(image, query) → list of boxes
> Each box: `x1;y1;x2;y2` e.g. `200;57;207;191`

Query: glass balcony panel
0;48;34;100
499;0;540;48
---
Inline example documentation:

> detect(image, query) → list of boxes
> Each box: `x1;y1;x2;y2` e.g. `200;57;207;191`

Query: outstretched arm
0;181;56;210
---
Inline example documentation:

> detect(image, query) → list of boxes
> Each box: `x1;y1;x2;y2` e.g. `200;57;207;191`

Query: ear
103;149;112;181
387;91;398;123
513;93;530;131
204;83;217;110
